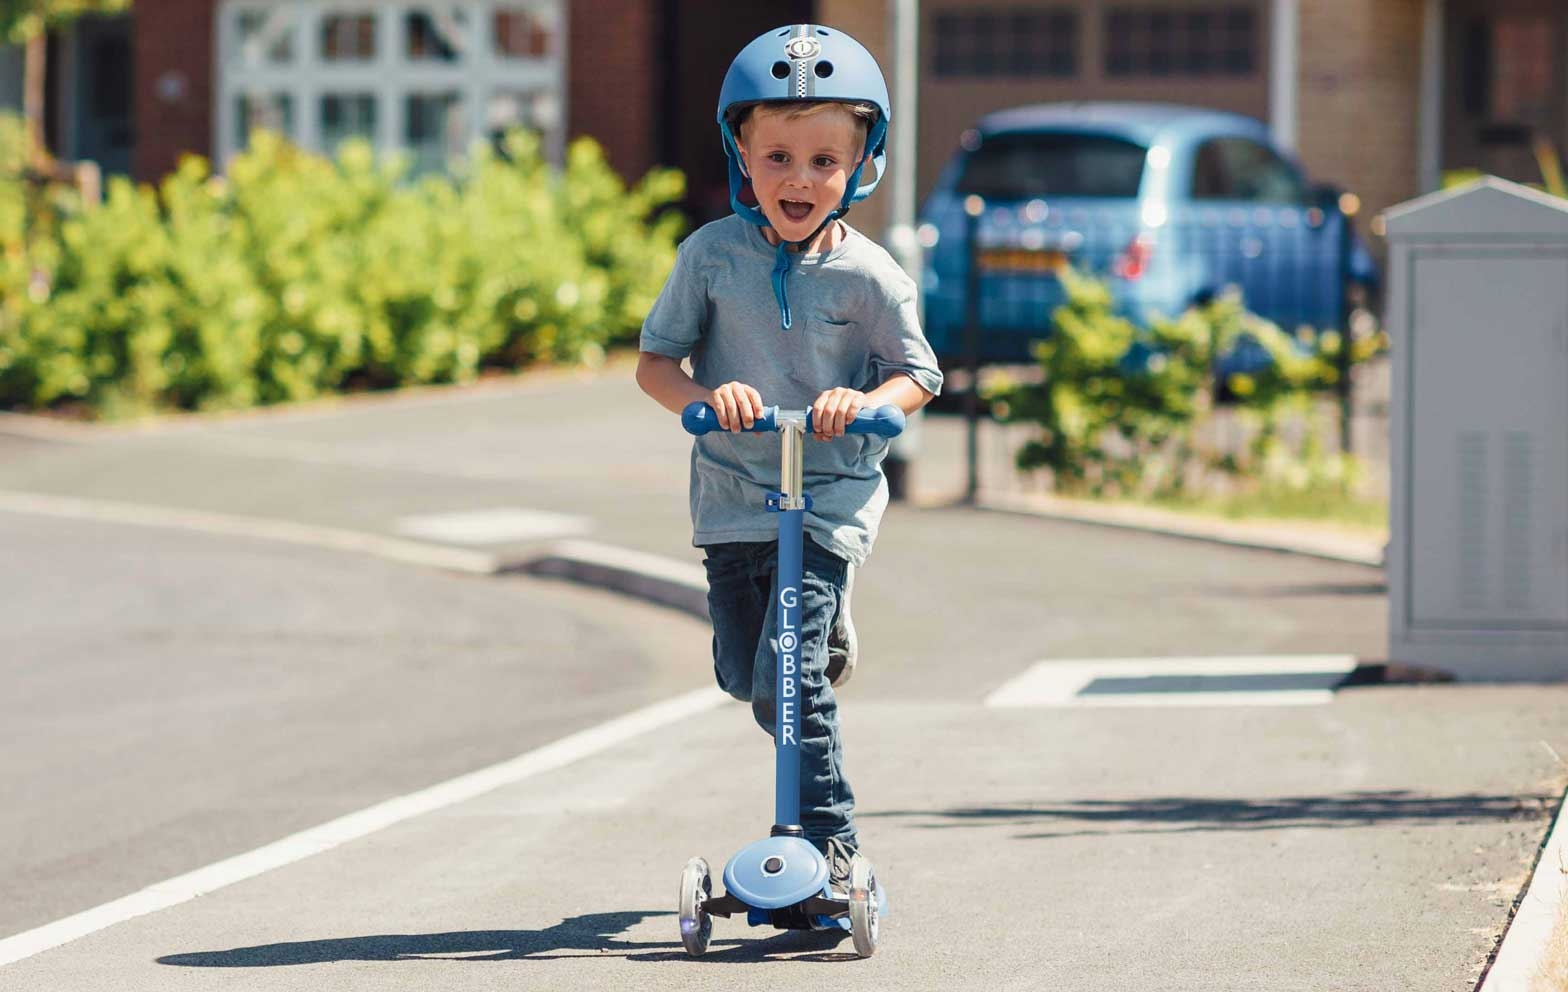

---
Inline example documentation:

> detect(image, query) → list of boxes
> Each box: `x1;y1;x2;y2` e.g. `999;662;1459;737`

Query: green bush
0;121;685;417
990;273;1349;499
989;270;1209;495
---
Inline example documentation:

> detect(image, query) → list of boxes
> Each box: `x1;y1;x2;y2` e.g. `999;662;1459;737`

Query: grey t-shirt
640;214;944;567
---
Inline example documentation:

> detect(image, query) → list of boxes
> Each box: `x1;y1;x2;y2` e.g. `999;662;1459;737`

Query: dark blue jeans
702;536;856;852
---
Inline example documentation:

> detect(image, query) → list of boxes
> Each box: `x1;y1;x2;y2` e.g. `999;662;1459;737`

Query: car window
1190;137;1307;203
957;132;1147;200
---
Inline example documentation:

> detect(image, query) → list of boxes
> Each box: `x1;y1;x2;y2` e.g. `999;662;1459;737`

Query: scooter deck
699;884;888;931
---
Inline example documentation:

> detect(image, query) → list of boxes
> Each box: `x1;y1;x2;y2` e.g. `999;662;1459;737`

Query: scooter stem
773;411;807;830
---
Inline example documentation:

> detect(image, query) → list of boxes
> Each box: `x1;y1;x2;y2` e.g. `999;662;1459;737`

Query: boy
635;24;941;886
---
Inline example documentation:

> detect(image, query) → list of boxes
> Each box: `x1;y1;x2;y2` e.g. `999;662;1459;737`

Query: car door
1186;136;1339;332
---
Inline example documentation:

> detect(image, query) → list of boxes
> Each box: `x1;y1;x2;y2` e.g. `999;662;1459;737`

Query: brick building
0;0;1561;241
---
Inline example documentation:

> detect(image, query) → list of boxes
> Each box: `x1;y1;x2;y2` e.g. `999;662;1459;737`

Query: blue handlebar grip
681;402;904;438
681;402;777;435
818;405;905;438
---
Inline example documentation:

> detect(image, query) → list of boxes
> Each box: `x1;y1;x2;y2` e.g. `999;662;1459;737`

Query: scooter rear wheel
848;855;879;958
679;857;713;956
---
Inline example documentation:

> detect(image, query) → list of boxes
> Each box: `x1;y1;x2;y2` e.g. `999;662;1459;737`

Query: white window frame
215;0;567;170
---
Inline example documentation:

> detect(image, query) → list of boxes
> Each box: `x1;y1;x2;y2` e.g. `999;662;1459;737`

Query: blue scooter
676;401;904;959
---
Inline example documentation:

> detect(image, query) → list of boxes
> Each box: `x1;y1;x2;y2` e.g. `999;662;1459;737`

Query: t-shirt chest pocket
790;317;860;389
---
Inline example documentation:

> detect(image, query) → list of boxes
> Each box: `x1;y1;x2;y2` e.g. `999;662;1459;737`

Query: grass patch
1138;488;1388;538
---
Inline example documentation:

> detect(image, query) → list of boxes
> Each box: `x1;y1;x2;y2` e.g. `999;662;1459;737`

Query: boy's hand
709;381;765;432
811;387;866;441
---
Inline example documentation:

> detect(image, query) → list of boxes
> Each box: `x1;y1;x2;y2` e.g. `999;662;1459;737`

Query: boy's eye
767;152;788;164
814;156;836;168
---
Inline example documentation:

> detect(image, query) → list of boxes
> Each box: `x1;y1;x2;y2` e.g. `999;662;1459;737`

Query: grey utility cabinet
1383;176;1568;680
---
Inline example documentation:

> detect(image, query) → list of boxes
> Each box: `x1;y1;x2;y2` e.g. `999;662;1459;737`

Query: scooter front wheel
848;855;879;958
679;857;713;956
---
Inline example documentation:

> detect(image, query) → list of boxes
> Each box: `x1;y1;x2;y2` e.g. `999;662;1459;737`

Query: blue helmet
716;24;891;230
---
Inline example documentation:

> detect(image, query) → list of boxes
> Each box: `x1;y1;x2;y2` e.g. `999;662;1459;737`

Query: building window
406;7;469;62
406;92;465;173
931;9;1078;78
236;92;294;145
321;13;377;61
1105;6;1256;77
321;93;377;150
487;90;560;143
1488;17;1553;126
219;1;567;171
236;8;295;65
494;6;553;59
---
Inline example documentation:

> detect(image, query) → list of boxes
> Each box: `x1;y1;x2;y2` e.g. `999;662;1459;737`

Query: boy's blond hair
727;101;878;149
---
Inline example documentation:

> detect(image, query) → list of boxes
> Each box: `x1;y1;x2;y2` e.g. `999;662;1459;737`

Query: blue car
919;102;1379;366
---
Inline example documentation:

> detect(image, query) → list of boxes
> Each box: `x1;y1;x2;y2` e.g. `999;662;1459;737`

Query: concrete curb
969;491;1386;568
513;539;709;620
0;488;710;622
0;357;638;441
1479;781;1568;992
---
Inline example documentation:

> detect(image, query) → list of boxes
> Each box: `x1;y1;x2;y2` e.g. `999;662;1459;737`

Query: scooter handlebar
681;402;905;439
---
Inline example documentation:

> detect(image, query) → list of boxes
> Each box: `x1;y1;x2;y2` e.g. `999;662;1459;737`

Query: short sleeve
865;278;944;397
639;240;708;361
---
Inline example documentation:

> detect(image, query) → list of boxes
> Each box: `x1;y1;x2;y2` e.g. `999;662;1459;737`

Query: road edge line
0;686;730;968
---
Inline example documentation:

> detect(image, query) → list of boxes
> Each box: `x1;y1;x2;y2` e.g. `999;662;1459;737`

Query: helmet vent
771;60;789;79
816;28;829;35
814;61;834;78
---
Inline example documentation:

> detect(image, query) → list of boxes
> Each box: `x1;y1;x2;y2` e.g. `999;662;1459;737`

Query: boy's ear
734;141;752;179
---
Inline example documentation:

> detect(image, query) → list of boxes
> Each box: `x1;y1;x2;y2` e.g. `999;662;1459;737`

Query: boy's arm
864;372;935;415
636;352;710;415
636;352;767;432
810;373;932;440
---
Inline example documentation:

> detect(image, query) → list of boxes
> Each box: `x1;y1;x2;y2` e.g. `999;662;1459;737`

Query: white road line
0;490;500;573
1480;784;1568;992
985;655;1359;708
0;686;731;968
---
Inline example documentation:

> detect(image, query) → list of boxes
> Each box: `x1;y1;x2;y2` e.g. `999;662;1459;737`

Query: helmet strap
769;210;844;331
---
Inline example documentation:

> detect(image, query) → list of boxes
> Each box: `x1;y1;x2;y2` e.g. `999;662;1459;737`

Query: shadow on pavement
861;790;1555;840
624;927;855;964
158;911;681;966
157;910;855;967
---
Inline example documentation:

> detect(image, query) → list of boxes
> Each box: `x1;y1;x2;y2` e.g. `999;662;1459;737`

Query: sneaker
824;836;857;894
825;565;858;688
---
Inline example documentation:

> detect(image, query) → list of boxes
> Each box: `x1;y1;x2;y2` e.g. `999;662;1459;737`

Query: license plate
976;248;1069;273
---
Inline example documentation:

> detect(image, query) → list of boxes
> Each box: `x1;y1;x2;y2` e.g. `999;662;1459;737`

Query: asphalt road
0;511;709;939
0;366;1564;991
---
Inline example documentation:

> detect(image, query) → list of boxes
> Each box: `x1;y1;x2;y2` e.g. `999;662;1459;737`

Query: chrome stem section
776;409;808;511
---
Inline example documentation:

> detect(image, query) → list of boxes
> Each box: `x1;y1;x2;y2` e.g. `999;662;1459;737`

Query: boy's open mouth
779;199;815;222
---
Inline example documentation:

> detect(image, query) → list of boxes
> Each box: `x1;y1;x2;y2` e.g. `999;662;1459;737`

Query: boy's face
736;106;868;244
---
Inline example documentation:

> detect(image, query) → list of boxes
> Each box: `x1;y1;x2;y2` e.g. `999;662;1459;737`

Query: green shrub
989;270;1208;495
990;274;1346;499
0;120;685;417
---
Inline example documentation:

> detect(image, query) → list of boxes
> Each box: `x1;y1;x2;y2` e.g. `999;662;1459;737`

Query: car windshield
956;132;1148;200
